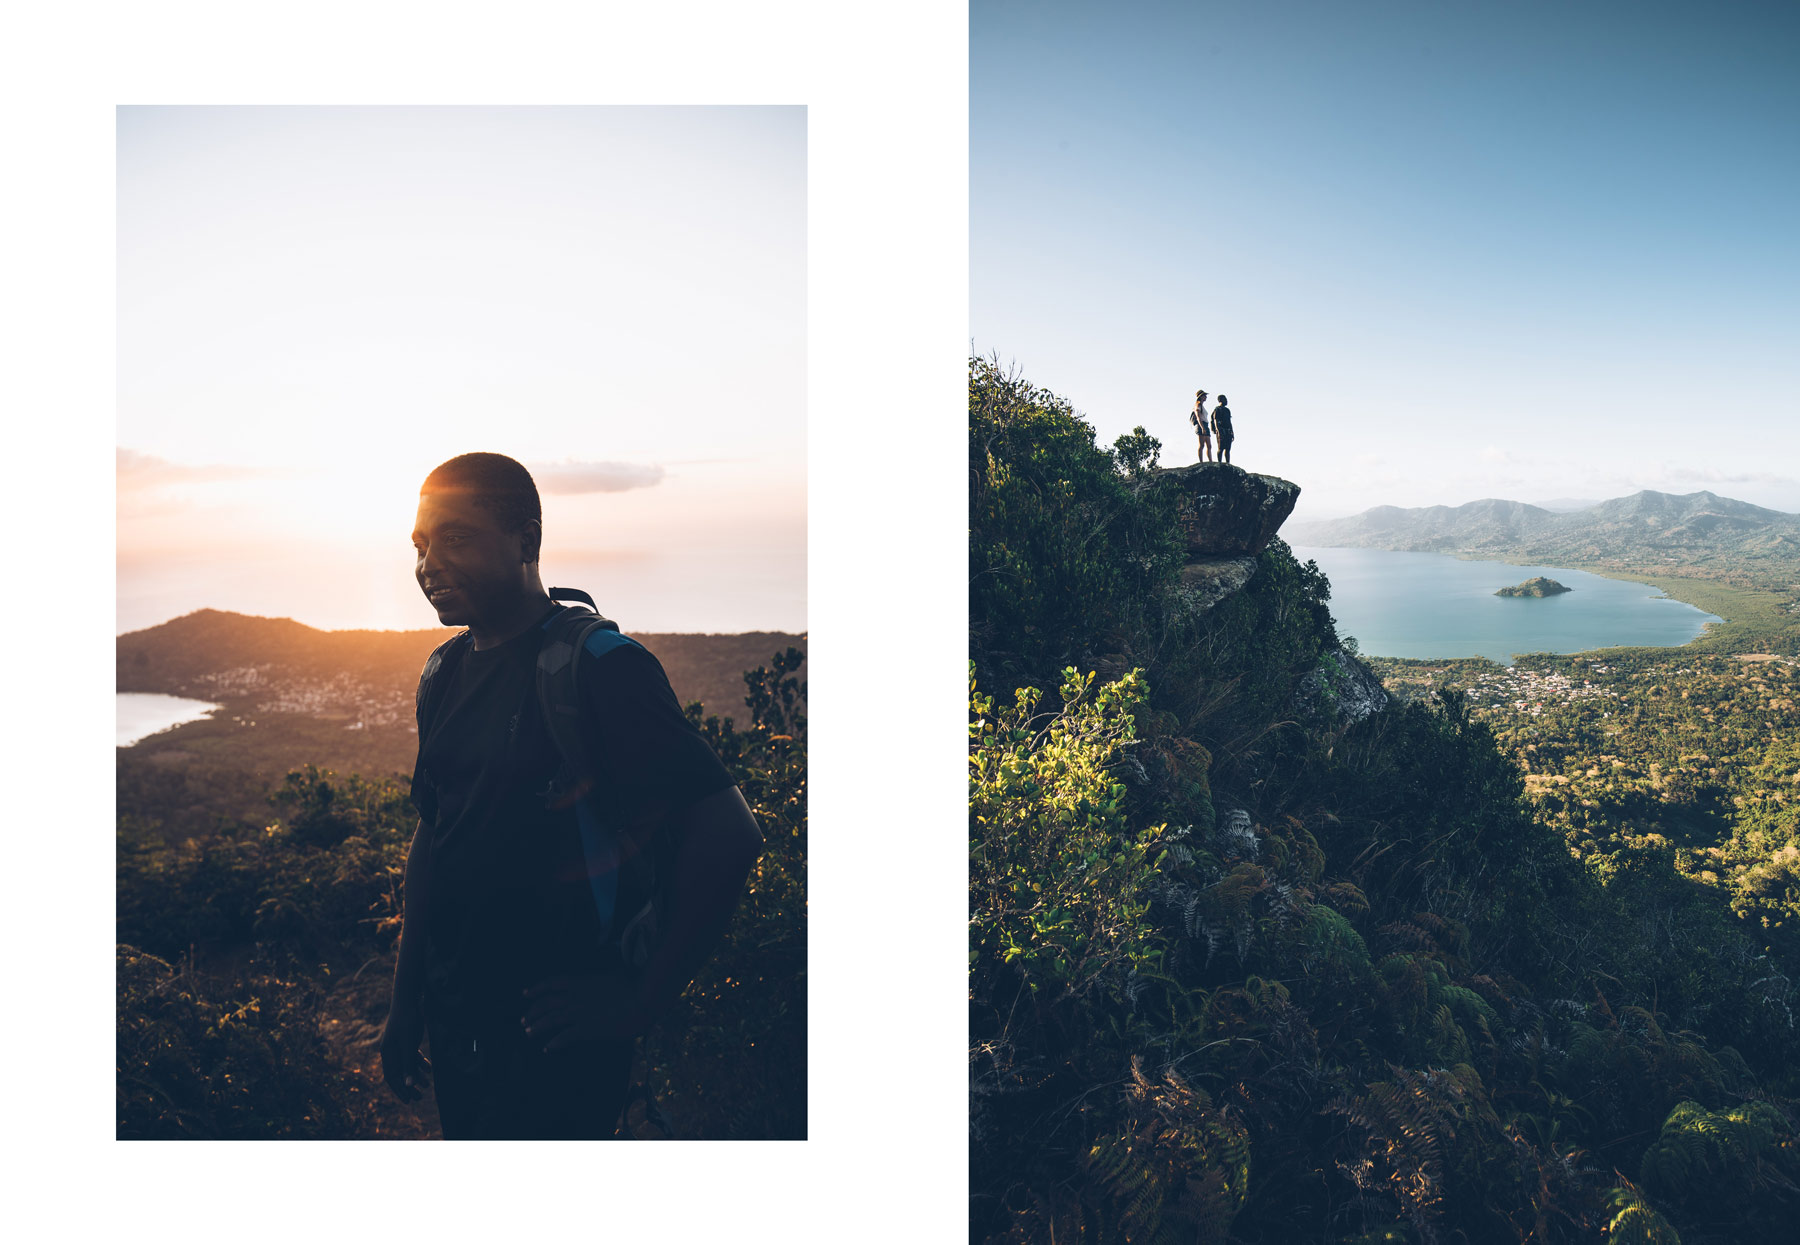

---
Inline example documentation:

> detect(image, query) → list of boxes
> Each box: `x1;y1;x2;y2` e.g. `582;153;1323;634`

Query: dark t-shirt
1213;404;1233;438
413;611;734;1028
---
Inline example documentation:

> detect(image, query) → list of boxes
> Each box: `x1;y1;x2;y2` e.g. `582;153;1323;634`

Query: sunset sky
973;0;1800;519
118;106;806;634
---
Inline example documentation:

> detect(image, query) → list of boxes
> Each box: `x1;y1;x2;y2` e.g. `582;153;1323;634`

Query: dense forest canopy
969;357;1799;1244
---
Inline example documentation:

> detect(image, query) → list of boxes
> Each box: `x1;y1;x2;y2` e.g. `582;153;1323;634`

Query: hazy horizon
114;601;809;639
1294;482;1800;525
119;106;807;636
973;1;1800;521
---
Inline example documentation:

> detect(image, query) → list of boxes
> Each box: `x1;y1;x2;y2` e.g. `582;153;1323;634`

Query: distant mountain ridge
1287;489;1800;589
118;609;806;725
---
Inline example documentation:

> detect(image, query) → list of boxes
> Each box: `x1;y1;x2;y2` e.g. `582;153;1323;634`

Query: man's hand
379;1000;432;1103
522;975;646;1052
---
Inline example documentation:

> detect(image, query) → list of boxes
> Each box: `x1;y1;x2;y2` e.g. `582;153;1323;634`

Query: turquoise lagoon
1289;547;1721;665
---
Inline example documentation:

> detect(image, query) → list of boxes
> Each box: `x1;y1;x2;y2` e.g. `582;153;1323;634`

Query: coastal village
1463;661;1620;718
192;663;414;732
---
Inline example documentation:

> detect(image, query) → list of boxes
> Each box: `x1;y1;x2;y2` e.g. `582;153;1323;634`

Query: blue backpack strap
534;602;646;948
535;598;675;1129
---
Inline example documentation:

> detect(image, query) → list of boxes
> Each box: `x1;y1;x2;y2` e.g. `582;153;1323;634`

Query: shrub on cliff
970;355;1186;691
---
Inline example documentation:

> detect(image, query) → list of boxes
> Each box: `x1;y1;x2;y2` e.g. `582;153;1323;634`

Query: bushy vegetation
117;654;807;1140
636;647;808;1140
970;354;1189;693
968;359;1800;1243
1375;652;1800;973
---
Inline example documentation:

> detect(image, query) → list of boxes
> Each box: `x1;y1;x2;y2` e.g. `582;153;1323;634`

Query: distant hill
119;609;804;723
117;609;806;838
1287;489;1800;589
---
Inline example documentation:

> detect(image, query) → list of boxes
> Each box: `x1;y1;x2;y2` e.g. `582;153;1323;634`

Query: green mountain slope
969;358;1800;1245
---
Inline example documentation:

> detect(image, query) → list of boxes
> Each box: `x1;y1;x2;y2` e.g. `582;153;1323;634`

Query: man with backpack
379;452;764;1139
1212;394;1235;464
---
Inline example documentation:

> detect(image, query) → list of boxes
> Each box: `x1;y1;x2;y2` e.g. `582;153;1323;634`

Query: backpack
413;587;666;971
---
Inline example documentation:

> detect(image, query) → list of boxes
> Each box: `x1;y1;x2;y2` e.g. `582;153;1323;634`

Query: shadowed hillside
970;358;1799;1245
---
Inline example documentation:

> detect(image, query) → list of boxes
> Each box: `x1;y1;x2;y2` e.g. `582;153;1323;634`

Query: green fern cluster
1085;1057;1250;1245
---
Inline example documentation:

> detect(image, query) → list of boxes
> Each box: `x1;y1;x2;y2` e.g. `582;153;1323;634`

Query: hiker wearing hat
1190;389;1214;462
1212;394;1235;464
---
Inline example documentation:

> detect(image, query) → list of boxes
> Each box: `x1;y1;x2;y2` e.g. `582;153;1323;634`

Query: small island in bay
1495;576;1572;598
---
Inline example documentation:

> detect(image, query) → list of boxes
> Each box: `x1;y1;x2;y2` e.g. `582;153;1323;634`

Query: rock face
1176;556;1261;613
1294;646;1390;725
1159;463;1302;559
1157;464;1302;616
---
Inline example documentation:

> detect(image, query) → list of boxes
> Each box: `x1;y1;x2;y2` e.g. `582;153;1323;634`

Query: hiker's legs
523;1037;634;1139
1220;436;1232;464
432;1019;631;1139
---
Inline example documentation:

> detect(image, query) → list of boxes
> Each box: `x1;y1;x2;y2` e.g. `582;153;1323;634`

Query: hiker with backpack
1212;394;1235;464
380;452;764;1139
1190;389;1213;462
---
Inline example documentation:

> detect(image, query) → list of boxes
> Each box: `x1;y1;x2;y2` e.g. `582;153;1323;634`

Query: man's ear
520;519;544;565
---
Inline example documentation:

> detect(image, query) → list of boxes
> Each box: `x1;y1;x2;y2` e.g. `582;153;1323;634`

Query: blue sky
973;0;1800;518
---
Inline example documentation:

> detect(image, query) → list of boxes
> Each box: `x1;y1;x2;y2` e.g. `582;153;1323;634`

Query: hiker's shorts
429;1016;633;1140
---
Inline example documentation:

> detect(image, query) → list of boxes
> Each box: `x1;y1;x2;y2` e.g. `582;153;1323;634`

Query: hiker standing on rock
1212;394;1235;464
380;452;763;1139
1190;389;1213;462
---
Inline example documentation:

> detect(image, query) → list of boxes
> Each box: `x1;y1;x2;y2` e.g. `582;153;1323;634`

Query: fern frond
1602;1181;1681;1245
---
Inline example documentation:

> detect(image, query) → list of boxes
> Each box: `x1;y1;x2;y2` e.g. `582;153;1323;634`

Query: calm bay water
117;693;221;747
1289;547;1721;665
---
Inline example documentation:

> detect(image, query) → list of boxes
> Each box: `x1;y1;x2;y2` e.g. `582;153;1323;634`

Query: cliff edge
1156;463;1302;612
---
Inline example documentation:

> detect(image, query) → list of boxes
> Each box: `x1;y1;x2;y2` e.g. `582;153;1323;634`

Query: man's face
412;490;533;628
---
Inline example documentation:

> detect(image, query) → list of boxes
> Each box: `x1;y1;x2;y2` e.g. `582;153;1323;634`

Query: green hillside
969;358;1800;1244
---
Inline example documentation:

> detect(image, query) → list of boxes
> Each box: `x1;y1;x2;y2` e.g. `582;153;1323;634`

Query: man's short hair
421;452;542;534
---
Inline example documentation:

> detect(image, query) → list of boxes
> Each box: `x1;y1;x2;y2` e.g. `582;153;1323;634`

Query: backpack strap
533;602;659;956
534;599;679;1131
548;585;600;611
415;631;472;727
411;630;472;824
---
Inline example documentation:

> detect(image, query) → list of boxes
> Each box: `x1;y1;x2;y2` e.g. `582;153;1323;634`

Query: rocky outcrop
1175;556;1261;613
1159;464;1302;615
1293;646;1389;725
1159;463;1302;559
